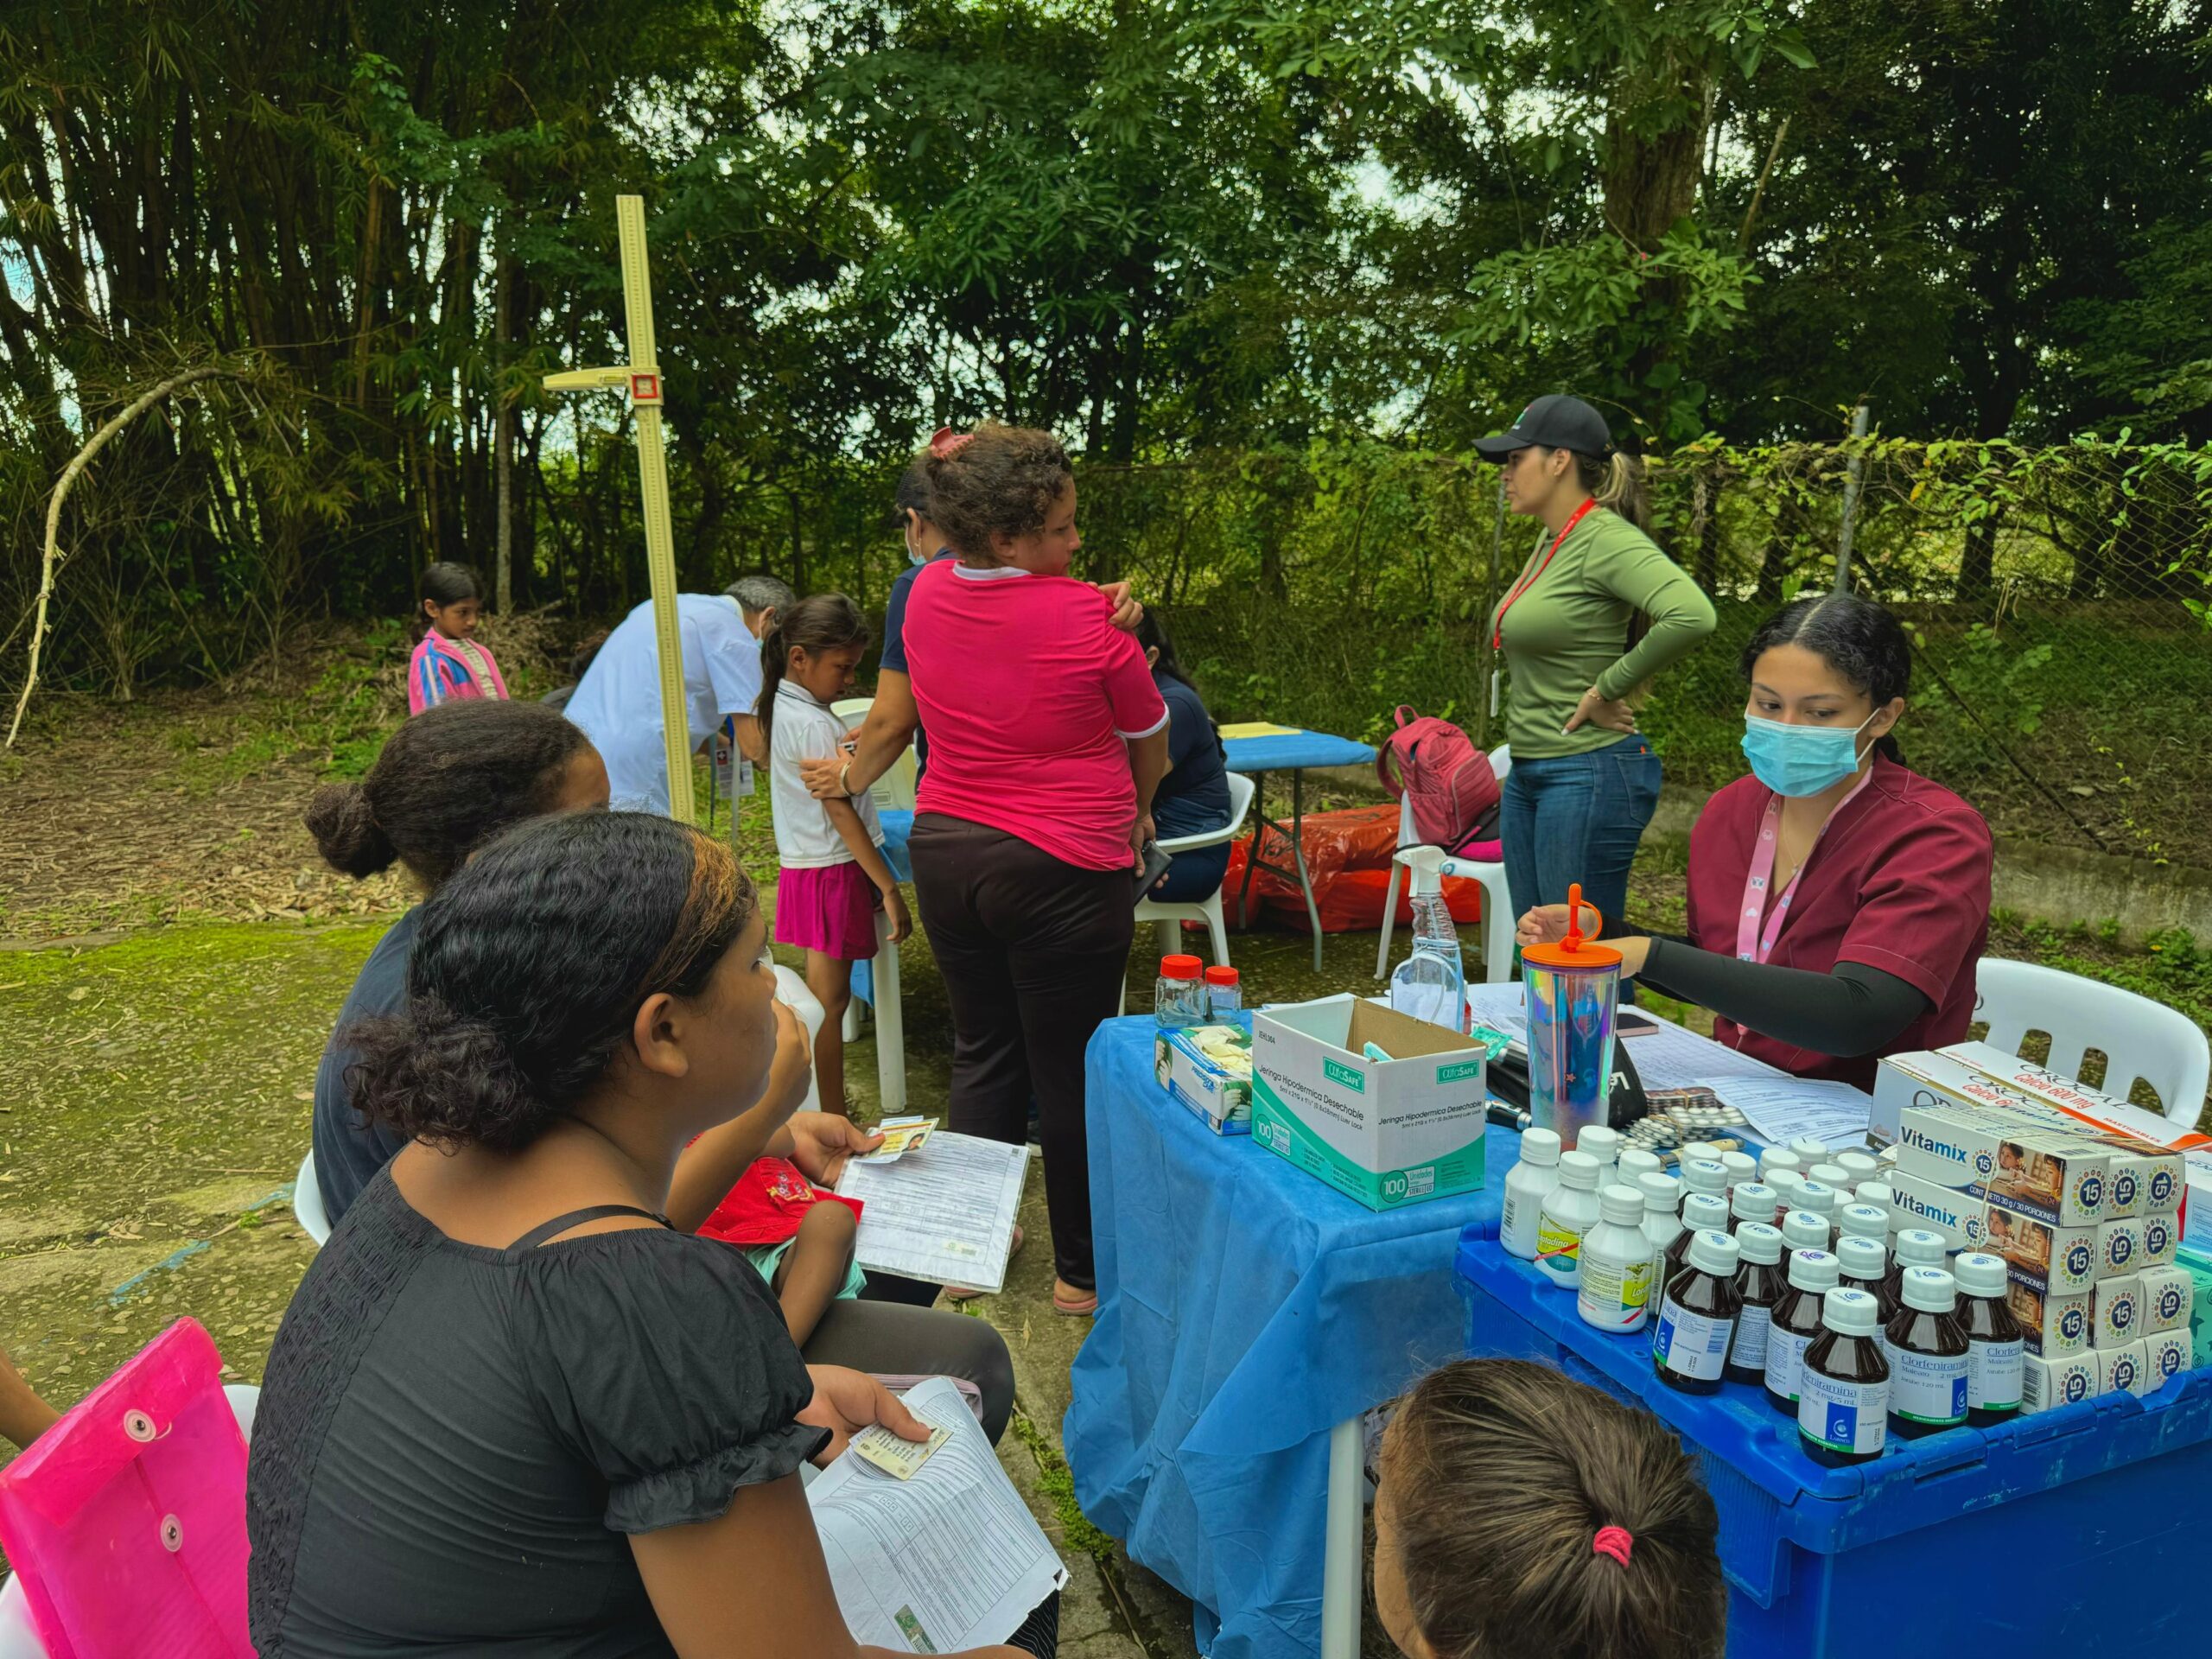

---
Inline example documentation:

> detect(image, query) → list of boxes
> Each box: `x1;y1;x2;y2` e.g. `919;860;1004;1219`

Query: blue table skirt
1065;1018;1505;1659
1223;730;1376;775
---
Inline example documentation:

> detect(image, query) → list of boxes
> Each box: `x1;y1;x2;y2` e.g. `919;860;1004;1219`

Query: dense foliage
3;0;2209;700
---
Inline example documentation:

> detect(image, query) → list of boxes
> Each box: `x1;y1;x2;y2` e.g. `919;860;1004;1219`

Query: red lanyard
1492;498;1595;650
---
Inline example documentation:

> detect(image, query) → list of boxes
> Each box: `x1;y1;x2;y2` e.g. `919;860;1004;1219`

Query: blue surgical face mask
1741;709;1878;797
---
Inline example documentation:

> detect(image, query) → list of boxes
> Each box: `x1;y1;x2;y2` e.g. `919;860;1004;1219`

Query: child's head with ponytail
1375;1358;1726;1659
753;594;869;747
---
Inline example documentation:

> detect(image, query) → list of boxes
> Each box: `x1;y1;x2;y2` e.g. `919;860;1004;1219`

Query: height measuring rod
543;195;695;823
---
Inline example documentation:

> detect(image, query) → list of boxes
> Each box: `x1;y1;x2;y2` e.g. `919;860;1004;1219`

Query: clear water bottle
1154;955;1205;1027
1389;847;1465;1033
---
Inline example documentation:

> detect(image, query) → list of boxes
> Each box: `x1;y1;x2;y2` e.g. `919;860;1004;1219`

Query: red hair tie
929;425;975;459
1592;1526;1633;1566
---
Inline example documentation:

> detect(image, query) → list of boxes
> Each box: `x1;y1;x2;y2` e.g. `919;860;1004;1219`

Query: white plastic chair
0;1386;260;1658
1122;772;1258;1014
1974;957;2210;1126
772;965;828;1114
293;1147;331;1248
831;696;918;811
1375;746;1514;983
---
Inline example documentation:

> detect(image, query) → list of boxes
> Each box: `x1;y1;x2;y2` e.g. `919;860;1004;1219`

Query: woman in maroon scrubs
1517;592;1993;1086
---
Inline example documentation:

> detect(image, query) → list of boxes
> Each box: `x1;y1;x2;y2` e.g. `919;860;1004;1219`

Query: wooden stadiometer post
543;195;695;823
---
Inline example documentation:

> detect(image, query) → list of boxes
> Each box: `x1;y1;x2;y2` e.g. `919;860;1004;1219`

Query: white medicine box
1250;995;1489;1212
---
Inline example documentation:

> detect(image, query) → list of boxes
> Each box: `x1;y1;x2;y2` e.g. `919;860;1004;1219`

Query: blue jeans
1499;735;1662;944
1148;842;1231;904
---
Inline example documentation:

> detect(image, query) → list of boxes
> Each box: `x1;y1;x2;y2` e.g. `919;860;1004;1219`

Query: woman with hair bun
302;700;1018;1436
1516;591;1993;1084
248;813;1049;1658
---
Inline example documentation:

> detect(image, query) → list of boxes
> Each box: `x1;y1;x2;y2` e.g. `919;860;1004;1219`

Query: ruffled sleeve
509;1230;828;1533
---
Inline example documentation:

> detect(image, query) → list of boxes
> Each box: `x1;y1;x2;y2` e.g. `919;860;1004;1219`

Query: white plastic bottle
1535;1150;1604;1289
1638;1172;1684;1260
1789;1137;1829;1162
1618;1147;1662;1185
1854;1182;1897;1236
1579;1185;1658;1333
1808;1161;1853;1192
1766;1169;1808;1215
1680;1158;1729;1205
1759;1147;1804;1182
1793;1177;1840;1219
1836;1204;1891;1256
1719;1149;1759;1194
1500;1128;1562;1262
1577;1123;1621;1171
1781;1209;1833;1254
1835;1151;1881;1187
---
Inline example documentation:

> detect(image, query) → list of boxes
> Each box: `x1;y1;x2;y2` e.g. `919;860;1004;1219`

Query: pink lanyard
1734;770;1874;963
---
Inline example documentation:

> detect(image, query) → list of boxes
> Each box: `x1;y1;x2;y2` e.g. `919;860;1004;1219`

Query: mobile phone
1135;839;1173;901
1618;1010;1660;1036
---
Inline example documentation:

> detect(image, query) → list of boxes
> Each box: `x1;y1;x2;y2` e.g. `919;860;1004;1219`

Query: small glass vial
1836;1235;1899;1332
1880;1228;1949;1316
1759;1147;1804;1182
1667;1193;1733;1274
1535;1150;1604;1289
1719;1149;1758;1194
1617;1147;1662;1185
1886;1267;1968;1439
1576;1123;1621;1170
1653;1230;1741;1395
1765;1248;1840;1415
1638;1172;1684;1261
1793;1178;1840;1219
1680;1159;1728;1206
1726;1222;1787;1384
1203;965;1241;1020
1579;1185;1658;1333
1780;1209;1832;1255
1807;1162;1853;1192
1955;1250;2024;1427
1798;1287;1891;1466
1500;1128;1562;1262
1154;955;1205;1027
1729;1181;1779;1235
1834;1151;1880;1187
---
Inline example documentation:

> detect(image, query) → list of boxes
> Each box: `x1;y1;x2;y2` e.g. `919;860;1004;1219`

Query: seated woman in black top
248;812;1044;1659
1136;613;1234;902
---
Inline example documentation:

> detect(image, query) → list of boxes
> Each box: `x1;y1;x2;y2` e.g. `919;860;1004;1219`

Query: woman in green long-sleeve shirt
1472;395;1716;938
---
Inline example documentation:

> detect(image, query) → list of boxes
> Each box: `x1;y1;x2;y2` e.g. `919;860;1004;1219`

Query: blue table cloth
1065;1018;1506;1659
1222;730;1376;775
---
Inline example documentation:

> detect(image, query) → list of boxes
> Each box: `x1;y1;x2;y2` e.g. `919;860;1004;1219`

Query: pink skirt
775;861;879;960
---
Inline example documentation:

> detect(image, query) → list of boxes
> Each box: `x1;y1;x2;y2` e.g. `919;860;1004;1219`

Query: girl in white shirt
758;594;911;1113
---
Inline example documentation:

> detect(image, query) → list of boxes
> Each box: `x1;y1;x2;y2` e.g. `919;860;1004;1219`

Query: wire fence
1073;437;2212;869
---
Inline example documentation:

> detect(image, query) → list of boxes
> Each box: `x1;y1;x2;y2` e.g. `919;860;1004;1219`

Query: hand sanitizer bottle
1388;846;1465;1033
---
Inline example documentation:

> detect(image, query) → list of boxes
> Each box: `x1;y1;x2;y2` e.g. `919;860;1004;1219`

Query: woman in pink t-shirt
815;425;1168;1316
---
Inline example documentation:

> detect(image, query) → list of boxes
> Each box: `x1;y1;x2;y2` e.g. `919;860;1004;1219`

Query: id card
849;1423;950;1480
859;1116;938;1164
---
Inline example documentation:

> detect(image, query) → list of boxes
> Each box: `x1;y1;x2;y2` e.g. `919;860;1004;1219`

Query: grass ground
2;629;2203;1643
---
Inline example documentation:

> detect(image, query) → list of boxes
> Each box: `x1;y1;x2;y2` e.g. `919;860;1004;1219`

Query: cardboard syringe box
1250;995;1488;1211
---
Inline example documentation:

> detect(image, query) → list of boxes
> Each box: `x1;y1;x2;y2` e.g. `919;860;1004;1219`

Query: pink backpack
0;1319;251;1658
1376;707;1501;851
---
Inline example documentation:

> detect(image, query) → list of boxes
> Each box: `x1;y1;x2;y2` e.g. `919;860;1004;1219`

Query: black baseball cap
1472;394;1614;460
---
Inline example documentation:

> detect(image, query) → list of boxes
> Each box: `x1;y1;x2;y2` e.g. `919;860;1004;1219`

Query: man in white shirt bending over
564;574;797;815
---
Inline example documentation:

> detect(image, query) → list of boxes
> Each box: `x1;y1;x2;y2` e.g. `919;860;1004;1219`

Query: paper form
836;1132;1030;1294
1706;1075;1873;1152
810;1376;1068;1654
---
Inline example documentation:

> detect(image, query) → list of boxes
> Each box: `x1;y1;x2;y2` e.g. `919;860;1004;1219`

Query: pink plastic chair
0;1319;252;1659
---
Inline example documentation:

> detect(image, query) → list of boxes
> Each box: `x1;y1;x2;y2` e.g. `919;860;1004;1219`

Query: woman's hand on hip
1562;686;1637;735
799;1365;930;1465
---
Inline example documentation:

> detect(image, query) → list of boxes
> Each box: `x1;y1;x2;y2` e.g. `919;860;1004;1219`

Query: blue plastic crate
1455;1219;2212;1656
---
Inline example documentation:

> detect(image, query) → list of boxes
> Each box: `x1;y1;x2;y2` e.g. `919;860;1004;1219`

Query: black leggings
909;814;1135;1291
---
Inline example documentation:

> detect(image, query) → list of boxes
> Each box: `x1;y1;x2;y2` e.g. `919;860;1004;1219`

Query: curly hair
922;422;1074;561
343;812;758;1153
302;699;593;891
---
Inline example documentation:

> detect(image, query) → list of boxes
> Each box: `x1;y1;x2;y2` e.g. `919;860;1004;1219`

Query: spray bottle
1389;845;1465;1033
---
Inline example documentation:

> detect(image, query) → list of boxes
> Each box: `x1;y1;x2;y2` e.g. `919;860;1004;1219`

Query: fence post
1835;401;1870;591
1478;473;1507;747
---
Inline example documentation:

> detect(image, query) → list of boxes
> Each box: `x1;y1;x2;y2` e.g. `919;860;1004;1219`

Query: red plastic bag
1217;802;1484;934
1265;866;1486;934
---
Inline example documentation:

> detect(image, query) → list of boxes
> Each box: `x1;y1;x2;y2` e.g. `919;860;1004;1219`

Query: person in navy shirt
880;459;957;775
1137;613;1234;902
